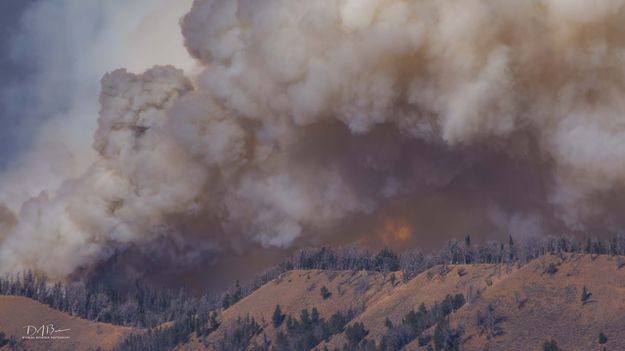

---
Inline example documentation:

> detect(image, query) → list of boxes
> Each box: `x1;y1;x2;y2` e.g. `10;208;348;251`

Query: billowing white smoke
0;0;195;212
3;0;625;278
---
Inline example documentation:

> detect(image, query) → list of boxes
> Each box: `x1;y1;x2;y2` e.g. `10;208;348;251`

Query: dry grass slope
181;269;398;350
428;254;625;351
6;253;621;350
322;263;515;350
182;254;625;351
0;295;131;351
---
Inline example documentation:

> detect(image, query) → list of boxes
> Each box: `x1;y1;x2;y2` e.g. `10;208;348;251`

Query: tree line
224;233;625;301
0;271;220;328
1;234;624;350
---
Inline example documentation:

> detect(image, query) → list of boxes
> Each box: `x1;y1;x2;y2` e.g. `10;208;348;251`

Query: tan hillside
0;295;131;351
224;270;397;323
323;263;515;350
404;254;625;351
173;254;625;350
180;269;399;350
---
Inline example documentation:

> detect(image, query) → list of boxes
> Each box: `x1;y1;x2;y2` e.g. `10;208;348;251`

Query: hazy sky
0;1;38;169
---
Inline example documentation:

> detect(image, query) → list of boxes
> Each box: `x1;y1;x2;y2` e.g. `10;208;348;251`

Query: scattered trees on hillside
374;248;400;272
3;234;625;351
222;281;242;309
399;235;625;282
375;294;465;351
433;318;462;351
0;271;218;329
543;263;559;275
209;315;264;351
345;322;369;346
476;304;506;339
114;310;219;351
328;294;465;351
271;307;357;351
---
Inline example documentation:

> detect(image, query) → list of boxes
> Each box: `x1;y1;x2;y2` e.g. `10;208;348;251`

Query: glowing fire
376;217;412;247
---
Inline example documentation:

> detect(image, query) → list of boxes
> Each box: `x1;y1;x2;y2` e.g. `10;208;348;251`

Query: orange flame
376;217;412;247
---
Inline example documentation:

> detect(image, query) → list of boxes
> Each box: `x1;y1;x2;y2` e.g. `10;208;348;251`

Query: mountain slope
180;254;625;351
322;263;515;350
183;269;398;350
408;254;625;351
6;253;621;350
0;295;131;351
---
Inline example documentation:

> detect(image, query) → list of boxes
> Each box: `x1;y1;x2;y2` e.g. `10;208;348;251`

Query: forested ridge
1;235;625;350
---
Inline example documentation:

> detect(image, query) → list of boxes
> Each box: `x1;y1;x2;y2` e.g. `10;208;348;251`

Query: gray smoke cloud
0;0;195;212
3;0;625;282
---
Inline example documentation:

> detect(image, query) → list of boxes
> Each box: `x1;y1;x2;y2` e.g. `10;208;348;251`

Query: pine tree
222;293;232;309
581;286;592;305
509;235;516;261
232;281;242;303
345;322;368;346
0;332;9;347
464;235;472;264
543;339;559;351
320;286;331;300
311;307;320;325
272;305;285;328
433;319;449;351
599;331;608;344
274;331;289;351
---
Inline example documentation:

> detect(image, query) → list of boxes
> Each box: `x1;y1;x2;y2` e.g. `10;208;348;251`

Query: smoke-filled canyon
2;0;625;290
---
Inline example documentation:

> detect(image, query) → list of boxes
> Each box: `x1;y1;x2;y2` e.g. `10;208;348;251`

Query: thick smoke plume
0;0;195;213
3;0;625;284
